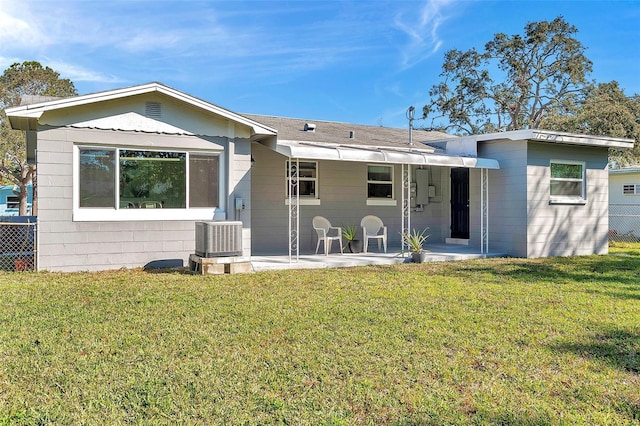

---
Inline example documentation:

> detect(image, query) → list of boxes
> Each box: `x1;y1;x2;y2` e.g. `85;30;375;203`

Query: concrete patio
250;243;506;272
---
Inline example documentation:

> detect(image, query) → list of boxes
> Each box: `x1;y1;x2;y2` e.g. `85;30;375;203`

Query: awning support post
288;159;299;262
401;164;411;256
480;168;489;254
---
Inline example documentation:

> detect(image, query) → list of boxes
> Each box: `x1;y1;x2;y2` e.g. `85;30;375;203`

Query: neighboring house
0;184;32;216
5;83;634;272
608;167;640;240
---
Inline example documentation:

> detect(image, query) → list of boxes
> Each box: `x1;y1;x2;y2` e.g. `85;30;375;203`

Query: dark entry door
451;168;469;239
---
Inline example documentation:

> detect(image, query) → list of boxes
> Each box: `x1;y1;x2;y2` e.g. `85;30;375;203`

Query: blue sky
1;0;639;129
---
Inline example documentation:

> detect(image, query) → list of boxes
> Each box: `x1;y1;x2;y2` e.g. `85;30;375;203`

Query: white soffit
68;112;194;135
272;140;500;169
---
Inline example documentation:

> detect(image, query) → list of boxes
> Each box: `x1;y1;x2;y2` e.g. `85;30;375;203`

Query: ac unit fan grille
195;221;243;257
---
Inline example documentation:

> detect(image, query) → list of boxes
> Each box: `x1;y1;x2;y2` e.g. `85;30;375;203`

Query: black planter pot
412;252;428;263
348;240;363;253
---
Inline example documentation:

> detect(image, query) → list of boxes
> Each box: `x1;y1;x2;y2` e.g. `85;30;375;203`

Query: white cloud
0;0;48;48
395;0;455;69
44;60;125;83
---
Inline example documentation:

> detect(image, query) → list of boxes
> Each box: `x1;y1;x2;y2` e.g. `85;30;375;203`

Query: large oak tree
423;16;592;135
541;81;640;168
0;61;77;215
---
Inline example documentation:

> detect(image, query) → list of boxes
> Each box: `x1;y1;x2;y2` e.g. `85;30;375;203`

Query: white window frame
73;145;226;221
366;164;396;206
549;160;586;205
623;184;640;195
285;160;321;205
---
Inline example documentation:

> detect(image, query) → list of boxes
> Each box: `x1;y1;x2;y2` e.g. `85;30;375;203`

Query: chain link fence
609;204;640;243
0;217;37;271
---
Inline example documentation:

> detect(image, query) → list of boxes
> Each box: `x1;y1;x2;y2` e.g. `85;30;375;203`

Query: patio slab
250;243;506;272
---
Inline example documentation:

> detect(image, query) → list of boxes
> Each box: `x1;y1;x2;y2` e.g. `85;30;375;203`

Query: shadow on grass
550;326;640;374
446;253;640;294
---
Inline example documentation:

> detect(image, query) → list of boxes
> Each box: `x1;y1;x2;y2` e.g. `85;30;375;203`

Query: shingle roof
242;114;452;150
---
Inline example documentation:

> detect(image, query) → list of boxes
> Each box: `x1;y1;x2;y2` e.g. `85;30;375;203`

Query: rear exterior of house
6;83;634;271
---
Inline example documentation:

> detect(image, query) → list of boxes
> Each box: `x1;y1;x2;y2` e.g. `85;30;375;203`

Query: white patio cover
271;140;500;169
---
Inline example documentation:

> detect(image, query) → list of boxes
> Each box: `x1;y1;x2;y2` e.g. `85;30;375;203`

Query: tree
423;16;592;135
541;81;640;167
0;61;77;215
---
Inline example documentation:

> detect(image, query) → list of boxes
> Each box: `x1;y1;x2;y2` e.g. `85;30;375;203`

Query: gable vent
145;101;162;119
304;122;316;132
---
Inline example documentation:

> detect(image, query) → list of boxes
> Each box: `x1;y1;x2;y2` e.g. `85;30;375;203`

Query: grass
1;244;639;425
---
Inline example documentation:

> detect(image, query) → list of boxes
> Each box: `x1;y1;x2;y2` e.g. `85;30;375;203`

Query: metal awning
267;140;500;169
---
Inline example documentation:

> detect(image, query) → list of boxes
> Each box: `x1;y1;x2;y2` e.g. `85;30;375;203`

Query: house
608;167;640;241
5;83;634;272
0;184;32;216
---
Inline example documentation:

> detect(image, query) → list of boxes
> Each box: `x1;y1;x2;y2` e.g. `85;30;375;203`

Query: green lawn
1;245;639;425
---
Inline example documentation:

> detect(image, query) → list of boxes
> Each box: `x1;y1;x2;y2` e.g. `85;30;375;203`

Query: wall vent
145;101;162;119
195;221;243;257
304;122;316;132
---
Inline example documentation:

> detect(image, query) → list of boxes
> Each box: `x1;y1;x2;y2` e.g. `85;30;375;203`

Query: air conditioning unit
195;221;243;257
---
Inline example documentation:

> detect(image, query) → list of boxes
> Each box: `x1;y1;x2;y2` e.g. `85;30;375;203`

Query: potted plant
342;224;362;253
401;228;430;263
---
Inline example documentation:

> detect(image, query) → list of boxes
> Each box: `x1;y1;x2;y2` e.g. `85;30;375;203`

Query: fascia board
472;129;634;149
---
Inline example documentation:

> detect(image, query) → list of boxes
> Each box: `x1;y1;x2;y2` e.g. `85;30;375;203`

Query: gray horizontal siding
36;127;243;272
526;142;609;257
478;140;528;257
250;143;453;255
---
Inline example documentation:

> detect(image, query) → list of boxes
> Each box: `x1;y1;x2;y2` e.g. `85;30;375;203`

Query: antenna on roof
406;106;415;146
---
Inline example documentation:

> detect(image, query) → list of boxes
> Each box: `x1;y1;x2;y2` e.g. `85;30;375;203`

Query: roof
609;167;640;175
244;114;499;169
243;114;451;149
6;82;277;137
450;129;634;149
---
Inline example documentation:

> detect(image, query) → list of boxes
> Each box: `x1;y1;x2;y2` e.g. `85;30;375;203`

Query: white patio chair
360;215;387;253
312;216;343;256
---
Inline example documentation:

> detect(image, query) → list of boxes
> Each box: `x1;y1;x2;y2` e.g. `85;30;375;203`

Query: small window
550;161;585;202
368;165;393;199
286;161;318;198
6;196;19;210
623;184;640;195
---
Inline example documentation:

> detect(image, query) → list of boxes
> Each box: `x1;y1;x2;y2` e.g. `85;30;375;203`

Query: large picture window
78;147;220;215
550;161;585;201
